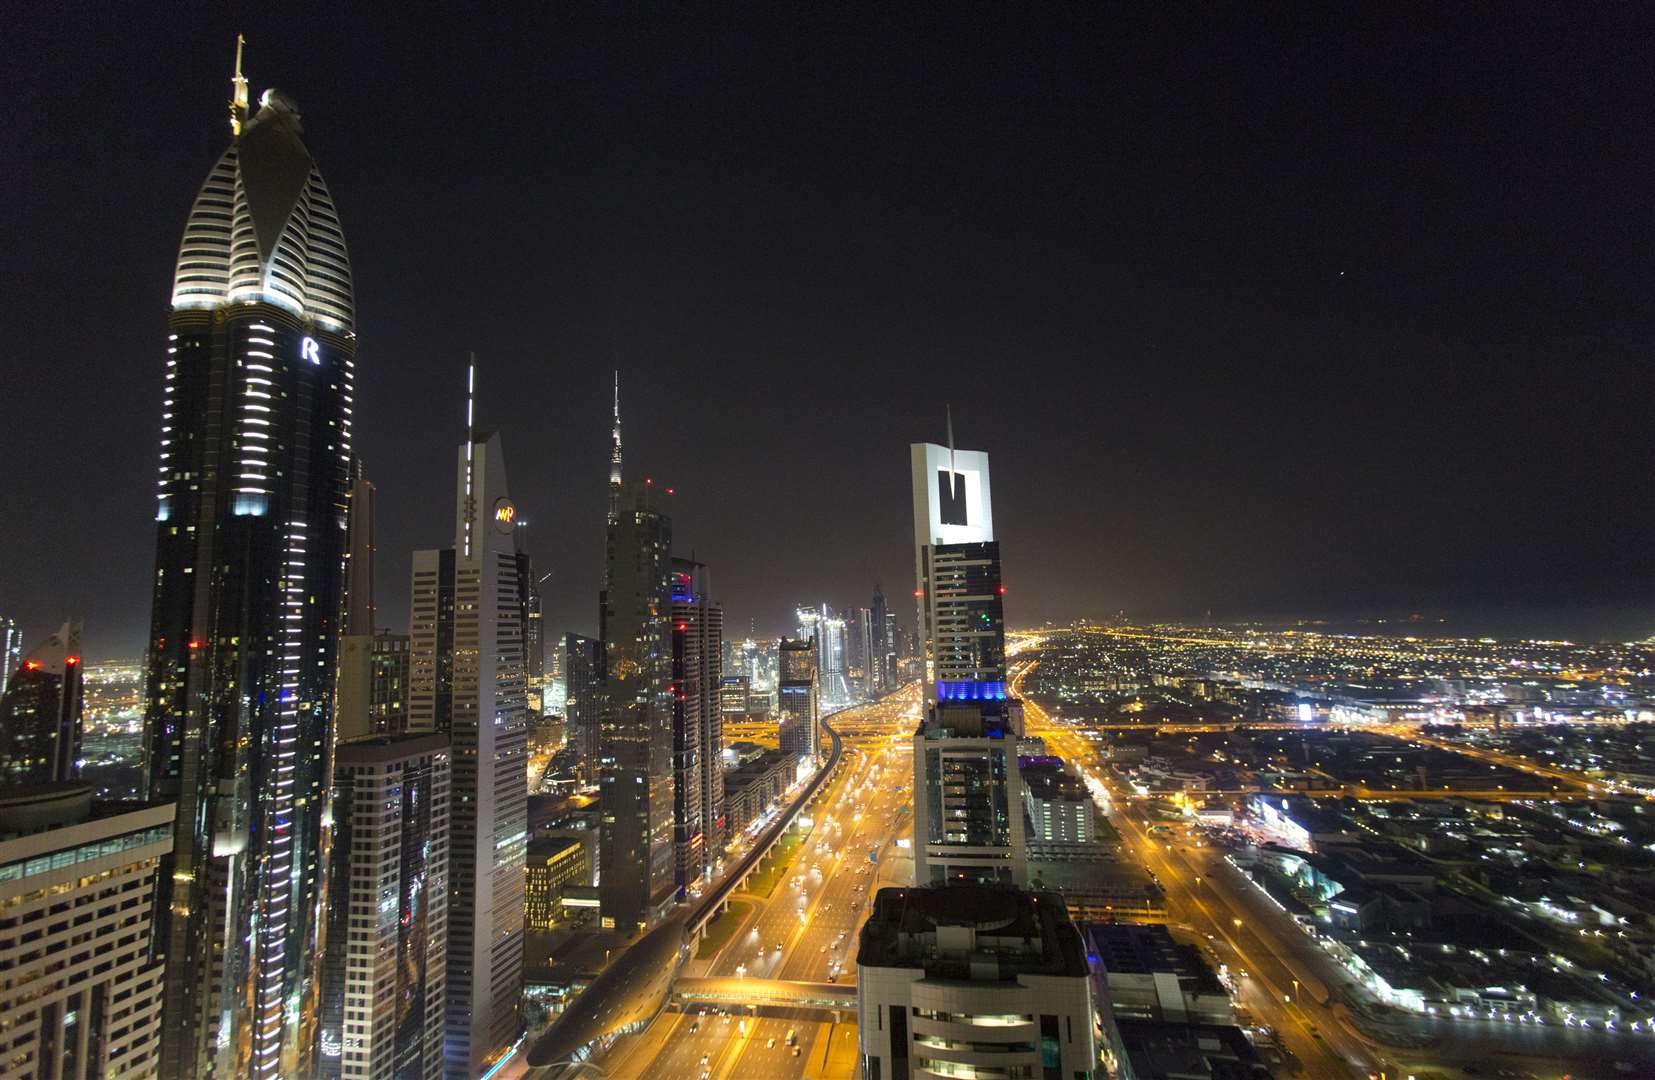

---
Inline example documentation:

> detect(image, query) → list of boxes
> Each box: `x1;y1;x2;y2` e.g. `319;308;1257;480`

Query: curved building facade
144;58;357;1080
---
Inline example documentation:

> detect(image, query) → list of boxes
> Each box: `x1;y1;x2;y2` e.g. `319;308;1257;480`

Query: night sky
3;5;1651;657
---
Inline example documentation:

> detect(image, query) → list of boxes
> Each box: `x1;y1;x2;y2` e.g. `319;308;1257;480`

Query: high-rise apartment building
598;481;675;931
0;622;84;785
143;47;356;1078
319;734;450;1080
0;786;174;1080
563;633;602;788
408;404;528;1080
910;435;1027;886
670;558;724;891
777;637;820;761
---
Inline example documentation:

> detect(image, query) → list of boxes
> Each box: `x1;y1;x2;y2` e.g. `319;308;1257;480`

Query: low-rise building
525;836;592;931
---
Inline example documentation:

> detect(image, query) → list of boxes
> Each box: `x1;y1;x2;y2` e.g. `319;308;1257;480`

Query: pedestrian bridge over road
674;977;857;1011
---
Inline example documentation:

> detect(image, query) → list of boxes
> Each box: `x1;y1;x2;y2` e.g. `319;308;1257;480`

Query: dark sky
3;4;1652;657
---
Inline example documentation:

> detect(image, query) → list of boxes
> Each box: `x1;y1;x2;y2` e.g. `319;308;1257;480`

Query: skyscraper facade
777;637;820;761
563;633;602;788
670;558;724;891
143;51;356;1078
408;418;528;1079
598;481;675;931
910;437;1027;887
0;616;23;698
319;734;450;1080
0;622;84;785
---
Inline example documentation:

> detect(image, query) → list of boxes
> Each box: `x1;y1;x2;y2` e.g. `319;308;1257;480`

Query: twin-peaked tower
909;420;1028;886
144;40;355;1078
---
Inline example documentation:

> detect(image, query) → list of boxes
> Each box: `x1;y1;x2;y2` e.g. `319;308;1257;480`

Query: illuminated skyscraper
910;426;1027;886
0;622;84;785
599;481;676;930
671;558;724;890
407;379;529;1080
778;637;820;761
142;41;355;1077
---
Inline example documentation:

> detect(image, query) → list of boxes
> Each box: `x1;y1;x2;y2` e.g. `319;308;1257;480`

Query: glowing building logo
493;498;516;533
301;336;321;364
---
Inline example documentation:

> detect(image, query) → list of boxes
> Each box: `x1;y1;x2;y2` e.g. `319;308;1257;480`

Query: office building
598;480;676;931
0;785;173;1079
524;836;591;931
143;47;356;1078
0;616;23;698
777;637;820;761
0;622;84;785
910;431;1027;886
408;390;528;1080
671;558;724;891
563;633;602;788
319;734;450;1080
856;883;1098;1080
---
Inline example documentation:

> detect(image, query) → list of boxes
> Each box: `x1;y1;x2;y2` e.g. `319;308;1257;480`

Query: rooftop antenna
463;356;476;558
229;34;250;135
945;403;956;475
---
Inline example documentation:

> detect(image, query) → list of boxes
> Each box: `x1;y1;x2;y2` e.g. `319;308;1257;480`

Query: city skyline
4;7;1652;659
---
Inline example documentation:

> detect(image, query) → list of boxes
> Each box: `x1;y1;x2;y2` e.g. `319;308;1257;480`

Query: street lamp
1233;918;1243;931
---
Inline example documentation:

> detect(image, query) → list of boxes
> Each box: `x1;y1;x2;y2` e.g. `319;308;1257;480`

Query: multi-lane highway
1009;660;1386;1079
592;684;919;1080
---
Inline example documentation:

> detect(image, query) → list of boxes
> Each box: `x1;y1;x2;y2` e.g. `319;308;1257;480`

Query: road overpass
674;977;857;1011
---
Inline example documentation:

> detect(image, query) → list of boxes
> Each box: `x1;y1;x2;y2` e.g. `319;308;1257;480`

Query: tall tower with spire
406;363;528;1079
143;39;356;1078
908;414;1026;886
608;371;623;523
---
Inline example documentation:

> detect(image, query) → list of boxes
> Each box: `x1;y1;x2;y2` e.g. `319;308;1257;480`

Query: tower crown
171;40;354;332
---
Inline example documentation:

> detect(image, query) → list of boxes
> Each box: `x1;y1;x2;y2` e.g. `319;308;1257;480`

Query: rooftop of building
334;731;449;764
1084;923;1226;995
1113;1020;1269;1080
857;882;1089;980
1021;759;1089;802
